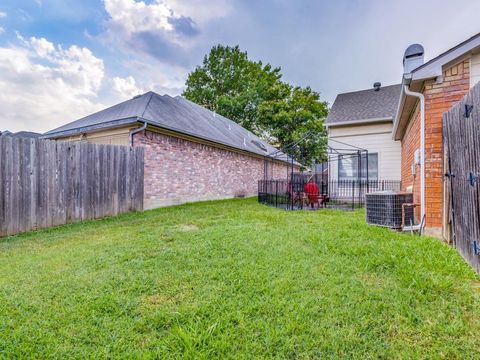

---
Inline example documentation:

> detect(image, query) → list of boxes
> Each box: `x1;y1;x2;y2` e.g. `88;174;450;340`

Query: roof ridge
336;83;401;96
141;92;155;119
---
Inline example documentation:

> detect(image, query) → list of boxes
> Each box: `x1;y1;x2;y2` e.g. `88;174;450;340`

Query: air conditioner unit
365;191;414;229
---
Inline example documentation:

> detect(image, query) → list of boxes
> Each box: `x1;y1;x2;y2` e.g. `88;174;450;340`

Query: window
338;153;378;181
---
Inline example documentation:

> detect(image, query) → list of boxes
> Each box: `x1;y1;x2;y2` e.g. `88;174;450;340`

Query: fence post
352;180;355;210
275;180;278;208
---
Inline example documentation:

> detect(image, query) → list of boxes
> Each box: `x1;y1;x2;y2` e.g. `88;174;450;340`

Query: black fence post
352;180;355;210
275;180;278;208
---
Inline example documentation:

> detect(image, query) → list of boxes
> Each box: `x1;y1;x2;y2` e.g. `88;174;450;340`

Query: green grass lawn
1;198;479;359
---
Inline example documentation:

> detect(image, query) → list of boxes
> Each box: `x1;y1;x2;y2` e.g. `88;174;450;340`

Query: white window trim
338;152;379;181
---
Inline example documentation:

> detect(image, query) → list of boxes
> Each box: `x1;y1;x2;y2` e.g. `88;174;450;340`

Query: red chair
304;181;322;209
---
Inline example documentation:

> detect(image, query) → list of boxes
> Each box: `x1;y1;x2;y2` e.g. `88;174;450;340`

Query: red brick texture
401;105;421;209
134;130;290;209
401;59;470;231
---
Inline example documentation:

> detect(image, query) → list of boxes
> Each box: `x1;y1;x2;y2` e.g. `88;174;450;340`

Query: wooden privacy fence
0;137;144;237
443;82;480;273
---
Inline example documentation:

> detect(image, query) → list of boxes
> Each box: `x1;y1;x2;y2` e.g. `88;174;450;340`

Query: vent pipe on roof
373;82;381;91
403;44;424;74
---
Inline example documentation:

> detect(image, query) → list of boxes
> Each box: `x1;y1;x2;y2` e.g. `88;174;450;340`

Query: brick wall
401;59;470;232
134;130;290;209
401;105;421;209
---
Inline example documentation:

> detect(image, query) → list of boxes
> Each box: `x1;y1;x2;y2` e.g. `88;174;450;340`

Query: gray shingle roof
326;84;402;126
44;92;290;161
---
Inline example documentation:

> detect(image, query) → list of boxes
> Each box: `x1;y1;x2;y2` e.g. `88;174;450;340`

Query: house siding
56;127;131;146
401;59;470;235
328;122;401;181
134;129;289;209
470;52;480;87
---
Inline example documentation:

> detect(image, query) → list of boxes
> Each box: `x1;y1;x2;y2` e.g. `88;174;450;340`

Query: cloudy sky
1;0;480;133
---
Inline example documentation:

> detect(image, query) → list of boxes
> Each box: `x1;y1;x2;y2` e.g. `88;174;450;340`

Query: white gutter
403;85;425;221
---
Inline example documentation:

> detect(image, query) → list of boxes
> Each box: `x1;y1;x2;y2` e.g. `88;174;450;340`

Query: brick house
394;33;480;237
43;92;291;209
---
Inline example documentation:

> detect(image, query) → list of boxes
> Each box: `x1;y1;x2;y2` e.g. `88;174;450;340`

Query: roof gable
412;32;480;80
393;33;480;141
44;92;153;136
326;84;402;126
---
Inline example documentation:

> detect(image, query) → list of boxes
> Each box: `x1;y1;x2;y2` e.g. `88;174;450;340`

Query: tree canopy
183;45;328;166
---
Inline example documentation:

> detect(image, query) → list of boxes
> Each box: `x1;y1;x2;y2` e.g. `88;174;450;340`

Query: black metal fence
258;177;402;211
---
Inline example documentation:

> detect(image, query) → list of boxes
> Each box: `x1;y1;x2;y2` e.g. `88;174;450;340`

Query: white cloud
28;36;55;58
102;0;199;61
104;0;174;34
0;11;5;34
0;29;192;134
167;0;231;25
112;76;144;99
0;36;106;133
98;0;232;102
102;0;231;63
104;0;230;33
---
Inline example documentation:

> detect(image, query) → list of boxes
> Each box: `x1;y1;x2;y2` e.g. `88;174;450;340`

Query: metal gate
443;82;480;273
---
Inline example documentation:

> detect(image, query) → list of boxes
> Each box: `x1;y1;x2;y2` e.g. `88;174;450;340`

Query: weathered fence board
0;137;144;237
443;81;480;273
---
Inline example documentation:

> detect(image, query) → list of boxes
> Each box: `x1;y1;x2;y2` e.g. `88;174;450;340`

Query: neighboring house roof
393;32;480;140
326;84;402;127
1;130;41;138
43;92;291;161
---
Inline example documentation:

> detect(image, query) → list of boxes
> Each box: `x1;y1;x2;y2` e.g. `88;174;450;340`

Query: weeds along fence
258;178;402;211
0;136;144;237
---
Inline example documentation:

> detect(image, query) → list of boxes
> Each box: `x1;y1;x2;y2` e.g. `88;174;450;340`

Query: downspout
129;119;147;147
403;85;425;222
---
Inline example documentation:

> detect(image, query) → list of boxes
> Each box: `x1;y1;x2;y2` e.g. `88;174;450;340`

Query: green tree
258;86;328;165
183;45;328;166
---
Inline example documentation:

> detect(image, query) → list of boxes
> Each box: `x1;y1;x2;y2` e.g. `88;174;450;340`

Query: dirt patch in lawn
359;273;392;289
471;280;480;291
142;293;184;307
175;224;199;232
